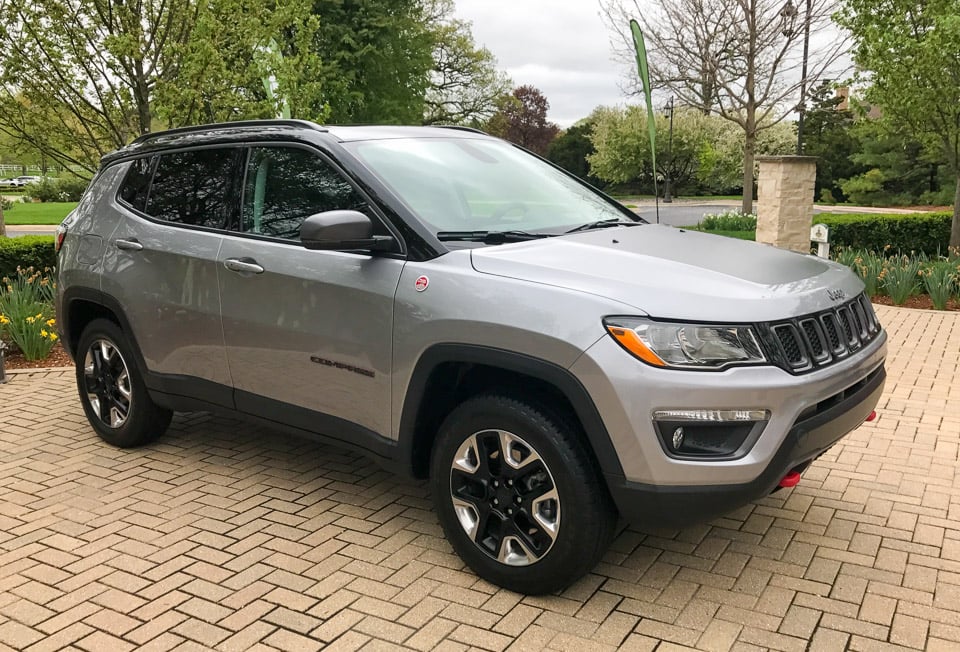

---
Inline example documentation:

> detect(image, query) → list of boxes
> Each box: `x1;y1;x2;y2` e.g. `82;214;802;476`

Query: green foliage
802;82;863;203
547;121;598;183
819;188;836;204
21;177;89;203
847;249;886;297
921;262;959;309
0;237;56;278
0;266;57;360
882;255;923;305
698;210;758;232
424;3;511;126
588;105;793;195
817;212;952;255
836;0;960;246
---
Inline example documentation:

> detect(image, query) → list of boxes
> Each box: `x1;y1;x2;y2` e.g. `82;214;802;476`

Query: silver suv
56;120;886;593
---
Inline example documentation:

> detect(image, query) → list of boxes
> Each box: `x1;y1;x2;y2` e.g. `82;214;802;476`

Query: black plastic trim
608;363;886;527
397;344;624;479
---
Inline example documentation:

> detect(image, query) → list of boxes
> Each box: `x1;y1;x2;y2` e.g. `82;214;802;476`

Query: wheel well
66;300;119;357
408;362;590;479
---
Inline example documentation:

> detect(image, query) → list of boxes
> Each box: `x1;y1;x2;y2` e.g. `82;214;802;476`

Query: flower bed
834;247;960;310
0;266;66;368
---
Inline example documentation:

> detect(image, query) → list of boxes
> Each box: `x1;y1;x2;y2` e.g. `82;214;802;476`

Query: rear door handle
115;238;143;251
223;257;265;275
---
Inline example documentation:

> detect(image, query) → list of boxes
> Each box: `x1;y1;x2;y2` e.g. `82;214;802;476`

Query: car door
101;148;243;407
218;144;405;440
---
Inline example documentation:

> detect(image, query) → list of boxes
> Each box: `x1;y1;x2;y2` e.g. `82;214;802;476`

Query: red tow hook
779;471;801;488
865;410;877;422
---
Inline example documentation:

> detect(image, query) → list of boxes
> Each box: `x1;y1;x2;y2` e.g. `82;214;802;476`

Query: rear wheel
76;319;172;448
430;394;616;594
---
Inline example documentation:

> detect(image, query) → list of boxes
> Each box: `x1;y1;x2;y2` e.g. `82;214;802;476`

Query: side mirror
300;210;395;252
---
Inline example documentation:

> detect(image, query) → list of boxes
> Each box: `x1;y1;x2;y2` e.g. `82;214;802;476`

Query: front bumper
606;363;884;526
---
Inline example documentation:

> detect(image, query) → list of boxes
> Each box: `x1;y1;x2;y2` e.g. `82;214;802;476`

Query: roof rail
130;119;328;145
436;125;489;135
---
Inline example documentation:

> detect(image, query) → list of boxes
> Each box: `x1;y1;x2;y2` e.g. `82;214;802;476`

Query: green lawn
2;202;78;225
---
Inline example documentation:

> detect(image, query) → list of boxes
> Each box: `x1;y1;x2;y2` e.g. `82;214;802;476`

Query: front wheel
430;394;617;594
75;319;172;448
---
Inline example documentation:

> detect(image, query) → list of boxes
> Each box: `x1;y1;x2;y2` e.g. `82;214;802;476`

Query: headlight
604;317;766;370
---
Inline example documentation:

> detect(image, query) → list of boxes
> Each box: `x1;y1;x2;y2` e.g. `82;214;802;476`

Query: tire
75;318;172;448
430;393;617;594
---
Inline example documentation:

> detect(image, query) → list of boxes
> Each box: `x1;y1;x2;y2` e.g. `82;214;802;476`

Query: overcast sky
453;0;628;127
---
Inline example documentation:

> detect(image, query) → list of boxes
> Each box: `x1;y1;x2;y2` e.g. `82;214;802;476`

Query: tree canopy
836;0;960;246
487;86;560;156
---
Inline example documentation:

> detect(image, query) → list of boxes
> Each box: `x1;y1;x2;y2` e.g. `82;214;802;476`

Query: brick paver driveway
1;305;958;651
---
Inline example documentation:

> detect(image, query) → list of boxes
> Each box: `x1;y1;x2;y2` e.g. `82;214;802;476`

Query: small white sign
810;224;829;243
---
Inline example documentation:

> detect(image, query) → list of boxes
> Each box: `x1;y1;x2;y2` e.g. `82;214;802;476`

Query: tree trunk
742;111;756;215
951;173;960;249
0;199;6;238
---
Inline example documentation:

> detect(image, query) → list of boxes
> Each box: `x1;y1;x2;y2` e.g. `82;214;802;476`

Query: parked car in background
55;120;887;594
1;175;43;188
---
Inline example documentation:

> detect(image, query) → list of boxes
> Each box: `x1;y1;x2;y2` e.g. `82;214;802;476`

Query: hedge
0;236;56;278
816;211;953;256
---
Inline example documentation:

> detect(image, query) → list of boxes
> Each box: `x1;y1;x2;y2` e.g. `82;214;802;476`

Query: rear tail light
55;224;67;253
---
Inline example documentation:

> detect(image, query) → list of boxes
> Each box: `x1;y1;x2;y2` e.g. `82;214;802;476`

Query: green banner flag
630;20;658;206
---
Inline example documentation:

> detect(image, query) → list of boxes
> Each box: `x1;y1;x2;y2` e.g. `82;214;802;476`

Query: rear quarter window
117;157;154;212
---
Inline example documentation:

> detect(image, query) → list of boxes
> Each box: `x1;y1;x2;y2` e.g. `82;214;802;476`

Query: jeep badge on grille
827;288;846;301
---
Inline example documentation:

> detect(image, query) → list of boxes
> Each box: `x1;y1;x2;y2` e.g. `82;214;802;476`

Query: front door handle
223;257;265;275
115;238;143;251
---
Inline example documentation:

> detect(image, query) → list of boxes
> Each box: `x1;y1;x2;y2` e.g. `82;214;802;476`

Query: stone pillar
755;156;817;253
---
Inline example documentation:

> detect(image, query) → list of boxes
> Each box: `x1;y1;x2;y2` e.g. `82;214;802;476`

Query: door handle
115;238;143;251
223;257;265;275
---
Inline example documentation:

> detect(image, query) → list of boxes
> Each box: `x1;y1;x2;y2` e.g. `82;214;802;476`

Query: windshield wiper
565;218;644;234
436;230;554;244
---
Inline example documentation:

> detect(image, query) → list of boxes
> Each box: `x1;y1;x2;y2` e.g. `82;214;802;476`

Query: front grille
762;293;881;373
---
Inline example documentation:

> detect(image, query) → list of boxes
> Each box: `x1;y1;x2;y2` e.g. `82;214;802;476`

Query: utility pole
664;96;675;203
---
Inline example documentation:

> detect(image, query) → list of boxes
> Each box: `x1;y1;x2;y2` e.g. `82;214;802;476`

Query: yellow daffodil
49;333;58;342
0;314;9;325
40;329;48;338
46;318;56;327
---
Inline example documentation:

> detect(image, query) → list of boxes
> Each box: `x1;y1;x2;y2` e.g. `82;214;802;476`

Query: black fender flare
397;343;625;480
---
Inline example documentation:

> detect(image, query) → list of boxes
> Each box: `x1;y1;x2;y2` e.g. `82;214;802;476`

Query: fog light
653;409;770;459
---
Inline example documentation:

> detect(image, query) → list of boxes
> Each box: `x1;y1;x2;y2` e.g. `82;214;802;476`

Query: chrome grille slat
767;293;880;374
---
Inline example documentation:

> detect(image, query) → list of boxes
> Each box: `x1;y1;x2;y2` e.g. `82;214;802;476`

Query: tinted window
118;157;154;212
145;148;241;229
241;147;369;240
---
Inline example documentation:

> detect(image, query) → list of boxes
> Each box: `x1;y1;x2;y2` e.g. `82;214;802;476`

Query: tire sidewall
75;319;159;448
431;396;609;593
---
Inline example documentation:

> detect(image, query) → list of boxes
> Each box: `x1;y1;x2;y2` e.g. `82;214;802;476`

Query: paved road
1;305;958;650
632;202;847;227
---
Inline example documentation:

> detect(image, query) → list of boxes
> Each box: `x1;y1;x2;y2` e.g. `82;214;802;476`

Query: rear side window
144;148;242;229
241;146;370;240
118;157;154;212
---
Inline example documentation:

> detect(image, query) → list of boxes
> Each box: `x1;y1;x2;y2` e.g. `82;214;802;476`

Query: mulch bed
871;295;960;311
2;342;74;370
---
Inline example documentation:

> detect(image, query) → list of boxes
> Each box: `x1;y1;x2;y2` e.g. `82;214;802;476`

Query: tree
423;1;511;126
588;104;794;195
314;0;436;124
601;0;847;213
0;0;322;174
547;120;599;183
836;0;960;247
487;86;560;156
800;81;861;202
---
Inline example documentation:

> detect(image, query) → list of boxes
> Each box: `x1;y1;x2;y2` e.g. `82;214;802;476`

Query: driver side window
241;146;370;240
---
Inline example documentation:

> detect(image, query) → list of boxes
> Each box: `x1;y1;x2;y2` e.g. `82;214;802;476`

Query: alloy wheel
449;429;560;566
83;339;132;428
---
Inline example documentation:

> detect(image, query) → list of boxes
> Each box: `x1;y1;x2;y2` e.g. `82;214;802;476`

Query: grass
702;230;755;240
2;202;77;225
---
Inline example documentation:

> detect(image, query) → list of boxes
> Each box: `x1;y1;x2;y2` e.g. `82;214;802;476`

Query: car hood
469;225;864;322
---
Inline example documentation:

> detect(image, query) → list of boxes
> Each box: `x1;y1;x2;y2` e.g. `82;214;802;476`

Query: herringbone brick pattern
0;304;957;651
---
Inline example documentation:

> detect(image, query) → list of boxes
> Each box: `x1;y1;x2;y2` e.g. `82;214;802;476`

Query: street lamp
663;96;675;203
780;0;811;155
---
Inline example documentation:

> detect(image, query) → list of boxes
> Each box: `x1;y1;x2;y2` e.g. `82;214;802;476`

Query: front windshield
346;137;635;234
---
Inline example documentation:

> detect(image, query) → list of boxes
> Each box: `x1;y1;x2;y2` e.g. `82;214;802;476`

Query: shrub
0;236;56;278
22;176;89;202
921;262;958;310
883;255;923;305
699;209;758;231
817;211;952;256
0;266;57;360
819;188;836;204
